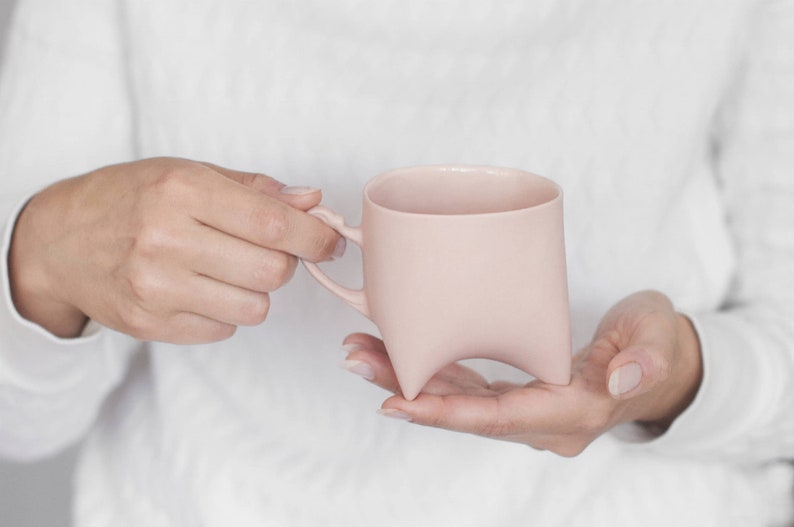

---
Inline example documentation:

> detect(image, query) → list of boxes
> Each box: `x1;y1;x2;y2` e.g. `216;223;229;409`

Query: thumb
200;162;323;211
606;345;671;400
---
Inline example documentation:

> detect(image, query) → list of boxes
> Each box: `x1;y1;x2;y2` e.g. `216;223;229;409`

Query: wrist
8;189;88;338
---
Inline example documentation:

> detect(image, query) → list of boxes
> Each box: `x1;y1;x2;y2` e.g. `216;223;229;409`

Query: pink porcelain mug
303;165;571;400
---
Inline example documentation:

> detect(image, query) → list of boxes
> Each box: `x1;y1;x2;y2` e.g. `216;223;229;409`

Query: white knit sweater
1;0;793;525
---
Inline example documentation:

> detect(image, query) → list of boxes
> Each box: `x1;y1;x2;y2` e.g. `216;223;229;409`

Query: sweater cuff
0;191;110;393
613;311;762;457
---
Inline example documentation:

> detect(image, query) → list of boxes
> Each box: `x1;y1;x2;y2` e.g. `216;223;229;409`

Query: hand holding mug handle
301;206;371;318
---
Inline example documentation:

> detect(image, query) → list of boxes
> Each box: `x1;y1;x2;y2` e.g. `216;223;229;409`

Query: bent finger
342;335;401;394
190;170;342;261
173;274;272;327
184;222;297;292
343;333;388;354
381;393;507;438
200;163;323;211
158;312;237;344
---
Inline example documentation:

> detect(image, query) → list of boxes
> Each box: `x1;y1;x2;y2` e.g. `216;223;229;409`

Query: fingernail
332;237;347;260
377;409;413;422
340;359;375;381
341;342;366;354
280;185;320;195
608;362;643;397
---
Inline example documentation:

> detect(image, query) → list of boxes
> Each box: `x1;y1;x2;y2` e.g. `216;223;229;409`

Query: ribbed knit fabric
1;0;793;525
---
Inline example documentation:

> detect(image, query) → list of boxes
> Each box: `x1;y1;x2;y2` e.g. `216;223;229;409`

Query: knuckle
265;253;297;289
477;398;516;438
125;266;162;305
167;315;238;345
256;206;291;246
117;304;154;339
131;223;171;259
238;172;261;189
554;441;588;458
138;168;197;215
240;293;271;325
252;256;295;292
654;357;672;383
478;416;511;438
644;289;672;307
578;408;610;434
282;255;299;282
250;264;273;292
428;414;447;430
210;323;238;342
152;166;193;196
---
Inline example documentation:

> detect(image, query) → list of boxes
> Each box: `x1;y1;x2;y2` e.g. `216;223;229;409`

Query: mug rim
363;165;562;218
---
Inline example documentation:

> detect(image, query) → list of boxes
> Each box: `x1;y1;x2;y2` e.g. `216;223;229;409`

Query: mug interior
365;166;560;215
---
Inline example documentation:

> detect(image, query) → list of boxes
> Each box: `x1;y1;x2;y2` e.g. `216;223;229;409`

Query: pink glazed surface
304;166;572;400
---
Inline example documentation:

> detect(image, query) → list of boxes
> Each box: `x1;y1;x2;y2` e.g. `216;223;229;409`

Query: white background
0;0;77;525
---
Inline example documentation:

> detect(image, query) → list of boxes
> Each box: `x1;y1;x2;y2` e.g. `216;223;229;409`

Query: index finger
190;167;343;261
381;392;517;439
381;384;579;440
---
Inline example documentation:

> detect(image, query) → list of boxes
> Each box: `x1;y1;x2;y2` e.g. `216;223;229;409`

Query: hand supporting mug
303;165;572;400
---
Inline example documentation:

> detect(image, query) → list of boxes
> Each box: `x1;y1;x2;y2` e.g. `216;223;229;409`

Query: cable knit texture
0;0;793;525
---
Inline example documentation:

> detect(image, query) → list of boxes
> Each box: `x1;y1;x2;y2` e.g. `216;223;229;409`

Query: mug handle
301;206;370;318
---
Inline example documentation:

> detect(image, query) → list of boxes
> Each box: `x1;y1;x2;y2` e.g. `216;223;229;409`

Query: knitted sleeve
0;0;142;461
638;0;794;463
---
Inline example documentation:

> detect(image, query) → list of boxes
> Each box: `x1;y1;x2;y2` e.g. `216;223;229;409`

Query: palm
345;328;623;454
342;291;702;456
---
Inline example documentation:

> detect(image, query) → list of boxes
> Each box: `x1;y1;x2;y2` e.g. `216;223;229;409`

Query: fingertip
607;361;643;398
330;236;346;260
340;359;375;381
342;333;385;351
341;341;368;355
342;332;369;345
609;342;674;399
306;225;345;263
342;333;371;351
384;393;446;427
280;185;321;196
278;186;323;211
377;408;413;422
381;394;411;414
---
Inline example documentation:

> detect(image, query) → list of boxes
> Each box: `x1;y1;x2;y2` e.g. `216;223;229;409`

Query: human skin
342;290;703;456
8;157;342;343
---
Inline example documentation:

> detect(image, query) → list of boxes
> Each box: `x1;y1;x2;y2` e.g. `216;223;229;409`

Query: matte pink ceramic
303;165;572;400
